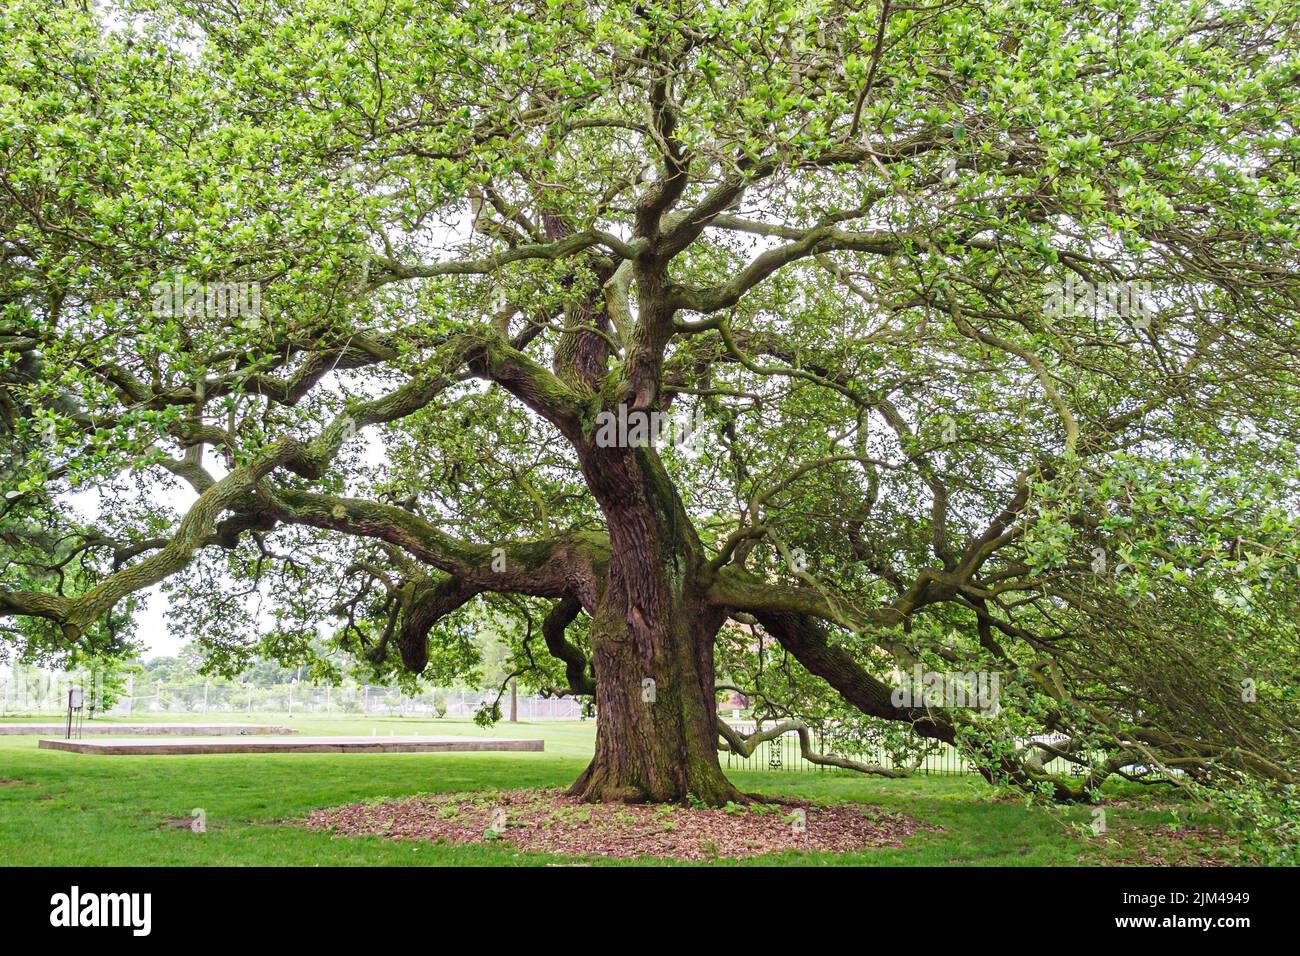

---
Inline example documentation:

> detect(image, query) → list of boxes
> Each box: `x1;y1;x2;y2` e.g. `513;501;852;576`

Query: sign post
65;686;85;740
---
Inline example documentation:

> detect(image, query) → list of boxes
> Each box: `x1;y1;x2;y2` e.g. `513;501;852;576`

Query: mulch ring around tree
303;788;938;860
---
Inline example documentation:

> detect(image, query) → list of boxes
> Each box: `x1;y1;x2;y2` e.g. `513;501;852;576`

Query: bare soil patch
304;788;936;860
160;816;200;831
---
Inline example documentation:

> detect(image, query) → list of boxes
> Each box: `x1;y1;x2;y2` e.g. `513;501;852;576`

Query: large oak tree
2;0;1298;804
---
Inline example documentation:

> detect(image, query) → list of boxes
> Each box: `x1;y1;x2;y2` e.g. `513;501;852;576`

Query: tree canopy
2;0;1298;806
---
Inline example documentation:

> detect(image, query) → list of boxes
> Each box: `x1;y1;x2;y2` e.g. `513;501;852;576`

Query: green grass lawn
0;715;1238;866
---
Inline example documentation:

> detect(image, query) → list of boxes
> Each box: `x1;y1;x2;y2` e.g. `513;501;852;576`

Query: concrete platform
37;735;545;755
0;722;295;736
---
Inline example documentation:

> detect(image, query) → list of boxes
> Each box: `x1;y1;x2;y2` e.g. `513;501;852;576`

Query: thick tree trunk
568;590;740;804
568;442;742;805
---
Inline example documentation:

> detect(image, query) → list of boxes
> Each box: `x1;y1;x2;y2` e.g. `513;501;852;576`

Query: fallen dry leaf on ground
304;788;938;861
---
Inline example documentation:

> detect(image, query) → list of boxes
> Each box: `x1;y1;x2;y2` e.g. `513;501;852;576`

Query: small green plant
1199;781;1300;865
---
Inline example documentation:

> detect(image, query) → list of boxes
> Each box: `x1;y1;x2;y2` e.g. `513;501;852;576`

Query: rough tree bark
566;440;744;804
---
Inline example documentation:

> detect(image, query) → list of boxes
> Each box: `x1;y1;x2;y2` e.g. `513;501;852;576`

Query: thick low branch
541;596;595;695
395;574;482;672
750;610;952;740
716;717;914;778
267;489;608;605
746;609;1089;801
0;332;527;637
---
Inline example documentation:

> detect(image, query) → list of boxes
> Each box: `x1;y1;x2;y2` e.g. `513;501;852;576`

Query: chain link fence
0;665;583;721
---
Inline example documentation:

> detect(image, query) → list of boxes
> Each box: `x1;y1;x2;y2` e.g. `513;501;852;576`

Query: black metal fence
722;728;1098;778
